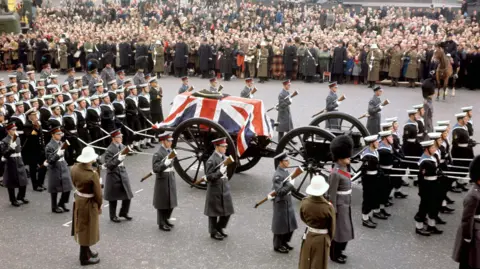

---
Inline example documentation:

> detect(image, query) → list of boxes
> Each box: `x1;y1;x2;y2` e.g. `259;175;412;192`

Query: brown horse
435;49;453;101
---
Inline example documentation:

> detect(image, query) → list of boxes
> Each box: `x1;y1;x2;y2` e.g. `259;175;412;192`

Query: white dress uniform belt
457;143;468;147
42;129;50;133
474;215;480;220
10;153;21;158
140;108;150;111
75;190;94;198
307;227;328;234
417;134;424;137
69;130;77;133
407;139;416;142
366;170;378;175
424;176;437;181
164;167;173;172
337;189;352;195
116;114;126;118
380;165;393;169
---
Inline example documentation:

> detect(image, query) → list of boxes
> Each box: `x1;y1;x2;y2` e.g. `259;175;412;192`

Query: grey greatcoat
366;94;382;135
152;146;177;210
1;136;28;188
452;183;480;268
240;86;252;98
45;139;73;193
276;89;293;133
103;143;134;201
271;166;298;235
326;164;354;243
325;90;339;129
204;151;234;217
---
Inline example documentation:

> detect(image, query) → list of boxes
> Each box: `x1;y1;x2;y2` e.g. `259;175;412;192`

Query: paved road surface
0;71;478;269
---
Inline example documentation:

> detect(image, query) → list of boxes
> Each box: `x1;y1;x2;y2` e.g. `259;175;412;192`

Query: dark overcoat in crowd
283;45;297;72
332;46;347;75
174;41;189;68
198;43;212;72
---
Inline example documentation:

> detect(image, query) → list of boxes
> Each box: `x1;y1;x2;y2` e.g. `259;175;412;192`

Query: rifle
194;155;235;185
140;149;177;182
266;90;299;112
218;85;224;93
311;94;346;118
39;140;70;168
358;113;369;119
254;166;304;208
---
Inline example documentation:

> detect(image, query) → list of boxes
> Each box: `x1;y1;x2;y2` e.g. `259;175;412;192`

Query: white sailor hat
49;103;60;109
127;85;137;91
0;85;5;90
76;97;87;103
420;140;435;147
115;89;124;94
413;104;424;109
74;76;82;81
378;130;392;137
94;82;103;87
30;98;39;103
25;107;37;116
364;135;378;143
19;80;28;84
407;109;417;115
123;78;133;84
64;100;74;106
43;95;54;100
15;102;24;107
38;78;45;82
62;81;69;86
36;86;45;91
8;74;16;78
49;74;58;79
53;92;63;97
437;120;450;126
47;84;58;89
5;92;14;97
81;86;89;90
6;83;17;88
107;80;117;85
100;93;109;99
90;95;100;101
139;83;148;88
69;88;79;94
455;112;467;119
434;126;448;132
0;78;4;81
461;106;473;112
19;89;29;94
26;71;34;75
380;122;392;129
428;132;441;139
148;78;157;83
385;117;398;122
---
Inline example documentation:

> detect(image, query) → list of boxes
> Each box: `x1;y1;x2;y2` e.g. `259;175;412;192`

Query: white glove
9;142;17;149
1;157;6;162
57;149;65;156
164;158;172;166
379;105;383;110
118;154;126;161
267;194;275;200
464;238;472;243
220;165;227;174
249;94;253;98
454;74;458;79
289;178;296;185
288;97;292;103
336;101;342;105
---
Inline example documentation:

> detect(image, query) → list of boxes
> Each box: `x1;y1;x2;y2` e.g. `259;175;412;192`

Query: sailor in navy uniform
86;95;103;153
178;76;189;94
125;85;142;152
434;125;458;203
48;103;63;130
74;76;83;89
99;93;115;134
413;104;427;141
204;138;235;241
277;80;294;141
377;130;396;215
402;109;423;183
327;135;354;264
75;97;90;145
112;89;130;148
240;78;255;98
4;92;16;121
93;82;105;97
451;112;475;188
106;80;118;102
208;77;219;93
325;81;341;129
63;100;80;166
39;95;54;144
6;83;19;102
10;103;26;142
80;86;91;107
462;106;475;142
360;135;383;228
69;89;79;105
414;140;443;236
270;152;298;253
35;86;46;107
19;80;30;97
366;86;384;135
122;79;133;97
27;71;36;95
53;92;66;115
138;83;154;149
46;84;59;96
19;89;32;111
61;82;72;102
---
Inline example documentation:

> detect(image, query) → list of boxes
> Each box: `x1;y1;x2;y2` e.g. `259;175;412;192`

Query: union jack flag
160;93;275;157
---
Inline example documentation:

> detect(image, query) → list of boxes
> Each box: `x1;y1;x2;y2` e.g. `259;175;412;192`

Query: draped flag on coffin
160;93;275;157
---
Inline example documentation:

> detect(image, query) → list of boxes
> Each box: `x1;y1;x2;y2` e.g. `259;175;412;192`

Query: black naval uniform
360;147;380;224
204;151;234;238
152;145;177;229
22;119;47;191
63;112;80;166
112;99;129;145
378;141;395;208
138;93;152;147
86;106;103;153
451;123;475;170
40;106;53;144
402;119;423;179
75;108;90;146
271;166;298;250
416;117;427;141
100;103;116;133
150;86;164;125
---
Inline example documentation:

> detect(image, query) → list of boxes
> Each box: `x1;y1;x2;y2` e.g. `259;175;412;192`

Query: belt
69;130;77;133
140;108;150;111
117;114;126;118
439;159;445;163
407;139;417;142
366;170;378;175
337;189;352;195
307;227;328;234
417;134;424;137
16;131;24;135
474;215;480;219
42;129;49;133
75;190;94;198
164;168;174;172
380;165;393;169
424;176;437;181
10;153;21;158
457;143;468;147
